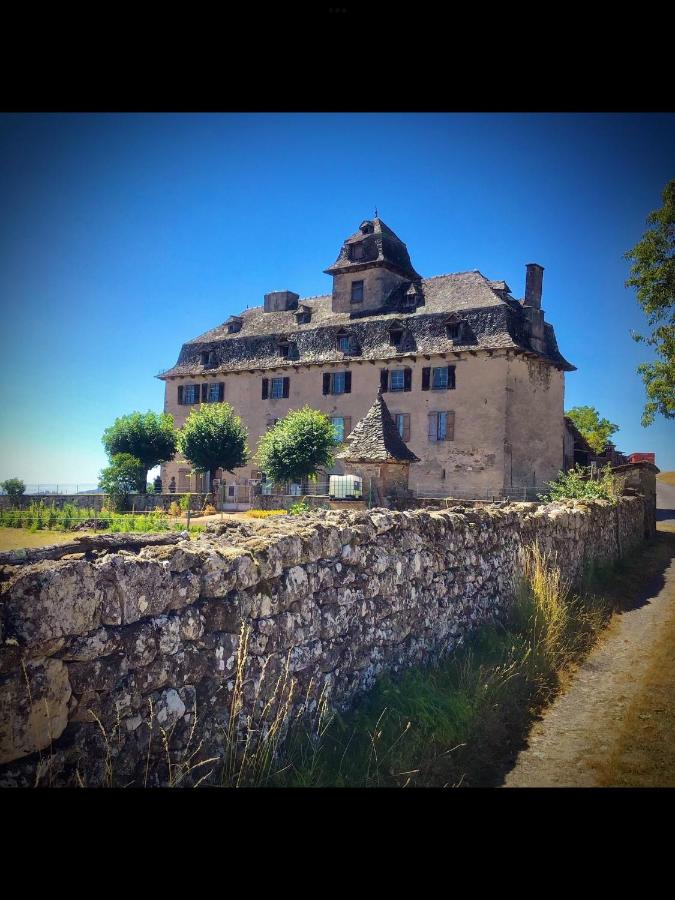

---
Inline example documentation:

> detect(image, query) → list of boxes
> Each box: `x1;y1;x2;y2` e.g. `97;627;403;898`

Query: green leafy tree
102;411;177;493
1;477;26;501
177;403;249;484
99;454;146;510
624;178;675;426
256;407;335;484
566;406;619;455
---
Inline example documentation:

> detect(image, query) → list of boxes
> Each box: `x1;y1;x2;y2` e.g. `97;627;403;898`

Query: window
380;368;411;393
395;414;410;441
323;371;352;395
270;377;284;399
422;365;456;391
390;369;405;392
200;351;209;365
207;382;223;403
447;323;462;341
428;411;455;442
262;377;289;399
278;342;289;359
330;416;352;443
389;327;403;347
178;384;200;405
351;280;364;303
351;243;365;260
337;334;350;353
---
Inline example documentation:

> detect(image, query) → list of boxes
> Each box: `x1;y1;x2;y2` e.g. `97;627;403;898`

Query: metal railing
0;483;101;496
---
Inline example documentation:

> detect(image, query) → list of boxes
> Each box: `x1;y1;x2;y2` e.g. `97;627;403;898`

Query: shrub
99;454;145;511
538;464;619;503
168;501;182;517
288;501;311;515
202;504;217;516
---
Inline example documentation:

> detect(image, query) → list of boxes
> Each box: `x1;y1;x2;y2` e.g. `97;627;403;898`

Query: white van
329;474;362;500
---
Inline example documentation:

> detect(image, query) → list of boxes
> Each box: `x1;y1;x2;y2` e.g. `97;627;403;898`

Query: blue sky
1;112;673;486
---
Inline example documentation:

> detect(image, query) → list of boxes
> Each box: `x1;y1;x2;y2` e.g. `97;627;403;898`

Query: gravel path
503;482;675;787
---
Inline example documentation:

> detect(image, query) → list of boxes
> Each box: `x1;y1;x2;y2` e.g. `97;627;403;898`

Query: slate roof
336;392;420;464
158;270;575;378
324;217;422;281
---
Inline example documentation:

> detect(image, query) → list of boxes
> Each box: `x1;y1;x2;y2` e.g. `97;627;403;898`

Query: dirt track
503;482;675;788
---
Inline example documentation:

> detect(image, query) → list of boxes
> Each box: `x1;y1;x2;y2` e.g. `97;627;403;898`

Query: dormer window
351;243;365;261
351;280;364;304
278;341;290;359
445;316;464;342
337;330;350;353
227;317;242;334
200;351;209;365
389;324;404;347
296;306;311;325
359;221;374;235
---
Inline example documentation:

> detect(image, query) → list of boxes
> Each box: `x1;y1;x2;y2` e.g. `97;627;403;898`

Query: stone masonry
0;497;645;787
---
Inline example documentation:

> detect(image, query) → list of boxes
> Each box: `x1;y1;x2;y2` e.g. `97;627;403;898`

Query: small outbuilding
336;390;419;506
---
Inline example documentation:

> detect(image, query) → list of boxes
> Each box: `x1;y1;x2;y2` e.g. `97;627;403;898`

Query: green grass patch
257;544;646;788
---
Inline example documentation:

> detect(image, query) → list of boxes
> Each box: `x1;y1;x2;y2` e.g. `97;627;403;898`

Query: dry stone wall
0;497;645;787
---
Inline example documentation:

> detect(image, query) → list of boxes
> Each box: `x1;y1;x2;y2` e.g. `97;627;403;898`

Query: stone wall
0;496;645;787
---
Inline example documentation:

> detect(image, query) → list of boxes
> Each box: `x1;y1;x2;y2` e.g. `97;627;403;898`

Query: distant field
0;529;95;551
657;472;675;486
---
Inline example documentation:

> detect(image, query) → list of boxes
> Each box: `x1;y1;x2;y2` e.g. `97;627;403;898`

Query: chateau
158;217;574;501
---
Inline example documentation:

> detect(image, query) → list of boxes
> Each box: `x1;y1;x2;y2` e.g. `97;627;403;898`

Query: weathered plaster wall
161;351;541;499
504;355;565;490
0;497;644;786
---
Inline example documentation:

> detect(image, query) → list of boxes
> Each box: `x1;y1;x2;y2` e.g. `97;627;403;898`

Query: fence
0;484;101;496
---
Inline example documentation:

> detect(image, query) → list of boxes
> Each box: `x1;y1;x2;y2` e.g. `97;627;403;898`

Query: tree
256;406;335;484
1;477;26;500
566;406;619;455
624;178;675;426
98;454;146;510
102;411;177;493
177;403;249;484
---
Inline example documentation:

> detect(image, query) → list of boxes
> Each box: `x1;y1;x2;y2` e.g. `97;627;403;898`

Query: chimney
263;290;299;313
524;263;544;309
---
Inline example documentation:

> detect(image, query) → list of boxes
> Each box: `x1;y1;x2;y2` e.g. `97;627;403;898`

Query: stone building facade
158;218;574;500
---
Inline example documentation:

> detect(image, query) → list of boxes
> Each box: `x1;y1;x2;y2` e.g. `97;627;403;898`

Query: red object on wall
629;452;655;464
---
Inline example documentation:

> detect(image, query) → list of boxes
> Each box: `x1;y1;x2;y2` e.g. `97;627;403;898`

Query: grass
245;509;288;519
657;470;675;486
0;528;98;551
216;542;624;788
0;501;204;536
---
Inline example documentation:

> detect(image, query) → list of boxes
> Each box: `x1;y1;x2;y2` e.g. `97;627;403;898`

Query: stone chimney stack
523;263;546;354
524;263;544;310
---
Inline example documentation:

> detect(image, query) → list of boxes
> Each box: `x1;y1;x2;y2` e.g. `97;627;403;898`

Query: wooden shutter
422;367;431;391
380;369;389;393
344;416;352;438
218;382;225;401
201;383;208;403
323;373;331;395
404;368;412;392
262;378;269;400
448;366;456;389
428;413;437;441
177;385;184;405
402;414;410;442
344;371;352;394
282;377;290;398
446;411;455;441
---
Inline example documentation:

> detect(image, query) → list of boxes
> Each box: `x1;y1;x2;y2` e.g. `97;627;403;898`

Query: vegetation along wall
0;497;645;786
